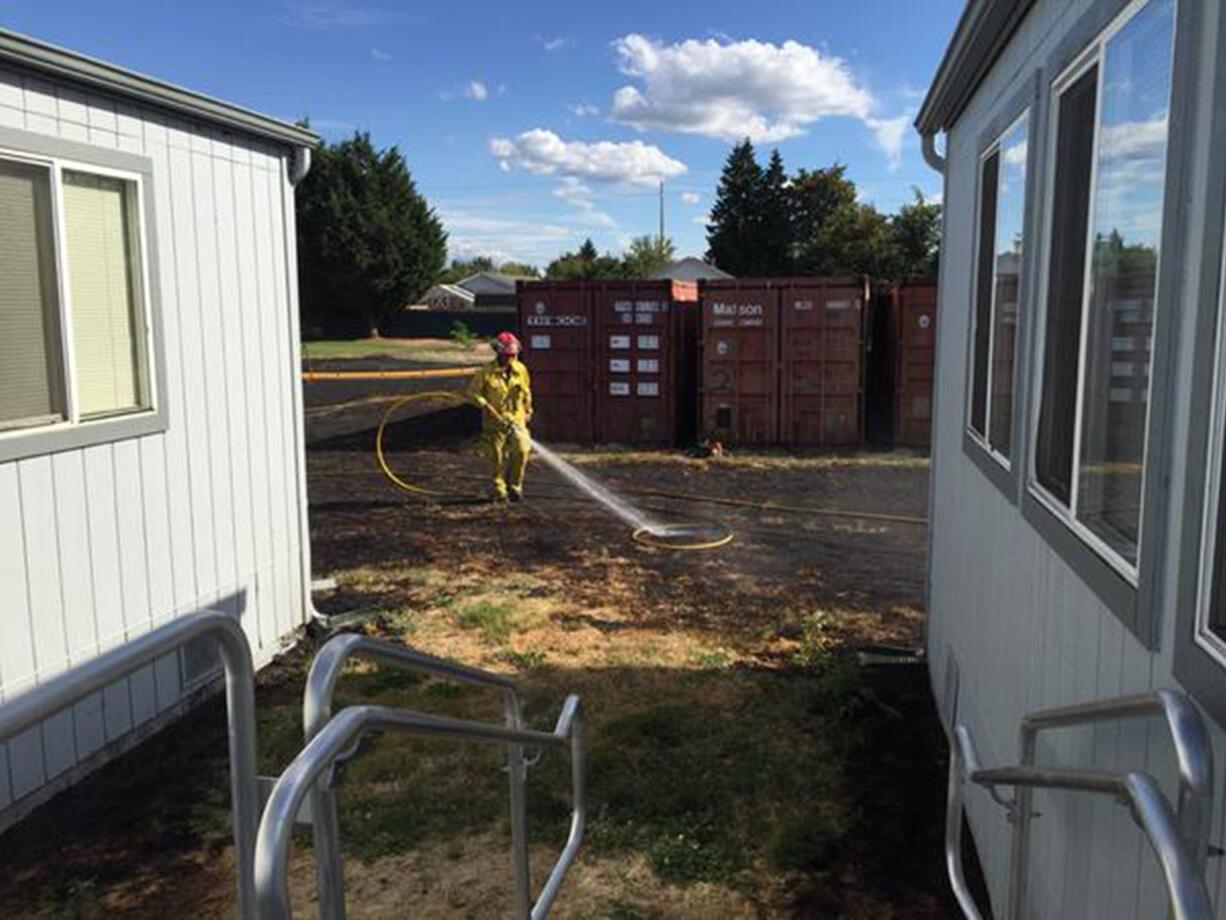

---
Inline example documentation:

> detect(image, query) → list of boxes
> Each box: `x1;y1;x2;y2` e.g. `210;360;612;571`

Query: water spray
373;391;733;550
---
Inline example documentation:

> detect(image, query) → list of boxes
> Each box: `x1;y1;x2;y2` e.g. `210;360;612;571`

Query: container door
894;282;937;448
596;284;675;446
519;283;594;443
781;280;864;446
700;284;779;445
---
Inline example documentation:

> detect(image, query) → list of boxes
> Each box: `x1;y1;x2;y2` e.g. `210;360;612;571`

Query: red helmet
493;332;522;356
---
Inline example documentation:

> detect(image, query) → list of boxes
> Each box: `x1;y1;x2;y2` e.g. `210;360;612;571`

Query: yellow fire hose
371;390;924;548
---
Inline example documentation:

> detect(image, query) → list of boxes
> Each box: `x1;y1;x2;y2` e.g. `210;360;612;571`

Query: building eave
0;28;319;149
915;0;1036;136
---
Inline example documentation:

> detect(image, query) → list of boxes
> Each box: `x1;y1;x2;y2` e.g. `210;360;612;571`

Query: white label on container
918;313;931;330
826;299;851;311
716;340;730;356
530;335;551;349
613;300;633;312
609;382;630;396
638;335;659;350
610;358;630;372
635;300;662;312
635;313;655;325
636;381;660;397
526;314;588;327
609;335;631;349
794;299;815;311
637;359;659;374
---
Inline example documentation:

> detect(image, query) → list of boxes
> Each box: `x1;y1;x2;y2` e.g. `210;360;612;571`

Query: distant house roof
456;272;524;296
648;258;734;282
421;283;476;305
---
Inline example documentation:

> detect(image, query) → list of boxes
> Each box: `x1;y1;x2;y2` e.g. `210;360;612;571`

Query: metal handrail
254;699;586;920
1009;691;1213;920
944;691;1216;920
0;611;259;920
301;634;531;920
972;764;1213;920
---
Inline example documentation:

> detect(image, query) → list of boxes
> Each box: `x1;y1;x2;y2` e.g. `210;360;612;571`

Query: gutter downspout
922;131;946;174
919;127;946;708
281;145;327;629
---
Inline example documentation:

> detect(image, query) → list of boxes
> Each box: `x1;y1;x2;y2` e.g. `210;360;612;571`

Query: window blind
0;160;63;429
63;171;147;418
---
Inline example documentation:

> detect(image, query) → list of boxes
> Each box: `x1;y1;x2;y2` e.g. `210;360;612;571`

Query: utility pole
658;180;665;247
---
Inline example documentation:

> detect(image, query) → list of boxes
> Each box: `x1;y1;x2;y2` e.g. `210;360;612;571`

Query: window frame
962;74;1042;502
1173;0;1226;722
966;110;1030;473
1020;0;1191;647
0;123;167;463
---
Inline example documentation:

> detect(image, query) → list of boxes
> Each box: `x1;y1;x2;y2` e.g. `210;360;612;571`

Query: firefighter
467;331;533;502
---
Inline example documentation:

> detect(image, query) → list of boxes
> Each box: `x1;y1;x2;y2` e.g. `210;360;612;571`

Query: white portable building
0;29;316;830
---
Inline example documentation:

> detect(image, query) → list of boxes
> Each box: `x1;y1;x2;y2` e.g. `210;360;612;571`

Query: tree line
296;130;940;337
706;139;941;282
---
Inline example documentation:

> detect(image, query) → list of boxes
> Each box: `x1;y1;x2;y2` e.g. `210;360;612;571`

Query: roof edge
0;29;319;149
915;0;1036;136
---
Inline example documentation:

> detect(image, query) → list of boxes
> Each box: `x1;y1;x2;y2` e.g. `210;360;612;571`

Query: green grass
301;337;486;364
455;600;517;644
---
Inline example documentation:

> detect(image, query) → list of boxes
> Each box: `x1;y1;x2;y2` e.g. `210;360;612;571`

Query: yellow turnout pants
482;424;531;498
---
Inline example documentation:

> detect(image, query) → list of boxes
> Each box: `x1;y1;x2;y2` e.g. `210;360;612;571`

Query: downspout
919;127;946;705
289;146;311;186
922;131;946;174
281;144;327;628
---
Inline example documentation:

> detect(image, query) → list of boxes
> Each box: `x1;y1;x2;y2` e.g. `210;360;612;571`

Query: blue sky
1;0;964;268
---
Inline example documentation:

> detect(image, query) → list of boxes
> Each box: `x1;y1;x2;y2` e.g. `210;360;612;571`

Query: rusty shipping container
891;279;938;448
593;280;699;446
517;280;595;444
778;277;867;446
699;279;781;446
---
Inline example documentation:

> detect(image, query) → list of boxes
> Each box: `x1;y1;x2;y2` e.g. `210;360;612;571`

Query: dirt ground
0;373;962;920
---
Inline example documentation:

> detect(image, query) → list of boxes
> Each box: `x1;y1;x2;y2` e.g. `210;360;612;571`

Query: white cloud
490;129;687;186
466;80;489;101
442;210;572;265
551;178;618;228
569;103;599;117
610;34;874;143
370;47;391;61
541;36;569;52
608;33;912;165
865;114;910;169
680;191;701;205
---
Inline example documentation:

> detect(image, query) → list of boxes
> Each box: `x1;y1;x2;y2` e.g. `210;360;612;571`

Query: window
1031;0;1175;576
969;113;1029;464
0;150;153;439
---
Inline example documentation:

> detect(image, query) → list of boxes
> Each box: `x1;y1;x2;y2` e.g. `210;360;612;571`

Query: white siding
0;64;308;827
928;0;1226;917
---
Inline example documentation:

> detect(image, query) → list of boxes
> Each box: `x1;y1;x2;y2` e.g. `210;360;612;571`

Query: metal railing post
256;701;585;920
301;634;535;920
0;611;259;920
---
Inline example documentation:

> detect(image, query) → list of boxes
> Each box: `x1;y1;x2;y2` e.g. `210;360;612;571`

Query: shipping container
699;279;781;446
517;280;595;444
891;279;938;448
593;280;699;446
778;277;867;446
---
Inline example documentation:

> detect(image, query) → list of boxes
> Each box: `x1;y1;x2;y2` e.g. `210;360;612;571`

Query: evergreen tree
705;139;765;275
545;238;625;279
759;149;794;275
297;131;446;336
